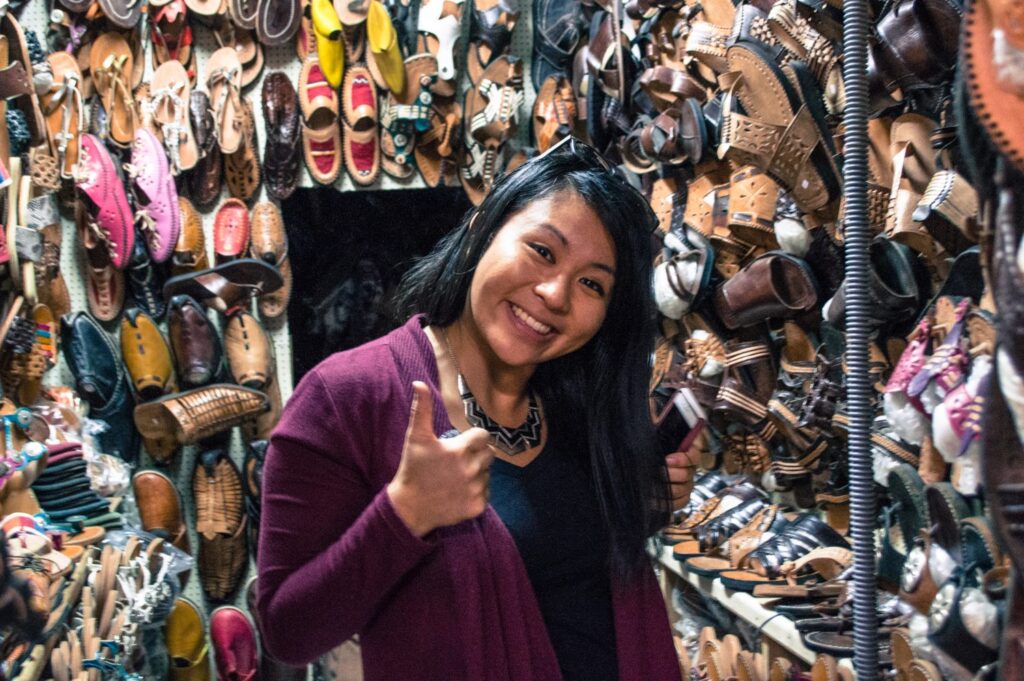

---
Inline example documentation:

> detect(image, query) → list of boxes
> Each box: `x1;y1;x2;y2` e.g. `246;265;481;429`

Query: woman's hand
665;447;700;512
387;382;494;537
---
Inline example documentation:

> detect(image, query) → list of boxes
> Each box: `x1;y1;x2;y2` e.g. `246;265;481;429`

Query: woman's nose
535;276;571;312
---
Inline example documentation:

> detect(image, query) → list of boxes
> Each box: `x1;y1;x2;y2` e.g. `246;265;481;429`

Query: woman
257;139;695;681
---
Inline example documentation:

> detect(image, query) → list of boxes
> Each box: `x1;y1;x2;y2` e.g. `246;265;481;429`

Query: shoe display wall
0;0;1018;678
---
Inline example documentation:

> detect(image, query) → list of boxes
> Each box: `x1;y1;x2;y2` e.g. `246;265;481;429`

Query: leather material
187;91;222;209
134;384;270;445
168;295;225;389
214;198;251;263
746;512;850;579
224;311;272;390
173;197;211;277
713;252;819;329
166;598;212;681
261;73;302;200
872;0;961;92
132;469;190;555
121;308;177;400
60;312;139;463
250;201;292;321
195;452;249;602
127;238;168;321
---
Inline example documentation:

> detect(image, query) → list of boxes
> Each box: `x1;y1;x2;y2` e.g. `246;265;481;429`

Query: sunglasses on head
535;135;614;173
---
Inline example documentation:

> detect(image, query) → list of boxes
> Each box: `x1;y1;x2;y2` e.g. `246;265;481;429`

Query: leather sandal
163;259;284;314
532;73;577;153
150;60;200;175
224;97;262;201
713;251;819;329
204;47;244;155
135;384;270;445
89;33;137;148
416;0;465;94
685;505;791;577
467;0;519;86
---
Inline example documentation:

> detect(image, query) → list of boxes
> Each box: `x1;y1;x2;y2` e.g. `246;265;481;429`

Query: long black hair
393;143;672;578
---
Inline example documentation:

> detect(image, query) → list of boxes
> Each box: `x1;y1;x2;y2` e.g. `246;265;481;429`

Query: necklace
441;328;542;456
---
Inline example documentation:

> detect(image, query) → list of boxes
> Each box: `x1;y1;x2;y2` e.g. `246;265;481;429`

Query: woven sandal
194;450;249;601
719;40;842;219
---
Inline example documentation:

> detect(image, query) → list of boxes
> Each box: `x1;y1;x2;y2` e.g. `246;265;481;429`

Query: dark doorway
281;186;472;383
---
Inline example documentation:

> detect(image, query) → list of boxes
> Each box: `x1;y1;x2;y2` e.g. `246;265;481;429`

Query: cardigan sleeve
256;365;438;666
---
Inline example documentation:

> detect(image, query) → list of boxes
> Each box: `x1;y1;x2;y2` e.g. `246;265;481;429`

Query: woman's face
463;191;617;373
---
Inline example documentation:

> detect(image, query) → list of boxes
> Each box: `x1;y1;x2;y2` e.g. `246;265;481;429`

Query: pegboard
13;0;540;673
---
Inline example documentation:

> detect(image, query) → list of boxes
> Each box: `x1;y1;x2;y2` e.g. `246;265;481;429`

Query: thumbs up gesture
386;382;494;537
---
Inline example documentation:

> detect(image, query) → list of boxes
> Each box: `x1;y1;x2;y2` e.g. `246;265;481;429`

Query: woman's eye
529;243;554;261
581;279;606;297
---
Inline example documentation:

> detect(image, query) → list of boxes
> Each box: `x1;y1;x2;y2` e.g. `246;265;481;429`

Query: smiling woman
257;139;688;681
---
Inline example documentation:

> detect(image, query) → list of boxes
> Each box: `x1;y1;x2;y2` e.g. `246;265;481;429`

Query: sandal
416;0;465;93
89;33;137;148
151;0;196;79
204;46;244;155
380;55;433;179
684;505;791;578
162;259;284;314
719;39;842;219
467;0;519;86
460;54;523;202
224;97;262;201
39;52;85;179
532;74;577;153
299;55;343;185
150;60;200;174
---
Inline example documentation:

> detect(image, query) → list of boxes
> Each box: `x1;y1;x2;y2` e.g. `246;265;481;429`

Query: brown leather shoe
193;449;248;602
224;97;262;202
713;252;819;329
166;598;212;681
143;433;181;466
121;308;177;400
134;384;270;445
132;469;191;555
261;72;302;200
224;310;273;390
249;202;292;322
168;295;225;390
173;197;211;277
187;90;222;209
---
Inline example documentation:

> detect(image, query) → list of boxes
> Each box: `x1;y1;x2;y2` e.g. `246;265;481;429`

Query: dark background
281;186;472;383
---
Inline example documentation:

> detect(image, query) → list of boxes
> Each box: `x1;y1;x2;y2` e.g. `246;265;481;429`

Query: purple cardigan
257;316;682;681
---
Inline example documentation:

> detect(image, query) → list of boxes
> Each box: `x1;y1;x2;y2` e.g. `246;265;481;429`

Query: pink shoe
210;606;259;681
74;134;135;269
129;128;181;264
883;317;933;445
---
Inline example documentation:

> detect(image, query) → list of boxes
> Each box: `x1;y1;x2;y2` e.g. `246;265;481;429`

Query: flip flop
150;60;200;174
39;52;85;179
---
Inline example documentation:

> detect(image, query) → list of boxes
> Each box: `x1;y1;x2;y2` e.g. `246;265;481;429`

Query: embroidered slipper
89;32;137;148
342;64;378;131
39;52;85;179
150;60;200;174
416;0;465;95
204;46;244;155
344;124;382;186
299;55;342;184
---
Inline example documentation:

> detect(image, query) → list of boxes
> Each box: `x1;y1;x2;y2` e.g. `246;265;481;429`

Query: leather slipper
367;0;405;92
299;55;342;184
342;64;378;130
249;202;292;322
213;198;251;263
344;123;381;186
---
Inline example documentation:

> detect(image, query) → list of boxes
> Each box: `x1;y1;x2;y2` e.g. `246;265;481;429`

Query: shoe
311;0;344;87
60;312;139;462
129;129;181;265
367;0;405;93
132;469;190;554
213;198;251;264
224;310;273;390
261;72;302;200
121;308;177;400
713;251;819;329
74;134;135;269
168;295;226;390
166;598;212;681
126;237;168;321
172;196;210;276
196;452;249;601
134;384;269;445
209;606;259;676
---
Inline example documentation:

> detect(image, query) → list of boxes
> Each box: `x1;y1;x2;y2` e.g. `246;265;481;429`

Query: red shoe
209;606;259;681
213;198;251;264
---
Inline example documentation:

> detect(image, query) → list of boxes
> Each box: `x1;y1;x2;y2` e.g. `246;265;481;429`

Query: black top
489;439;620;681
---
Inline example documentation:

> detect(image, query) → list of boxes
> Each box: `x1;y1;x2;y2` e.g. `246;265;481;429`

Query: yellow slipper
311;0;344;87
367;0;405;93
